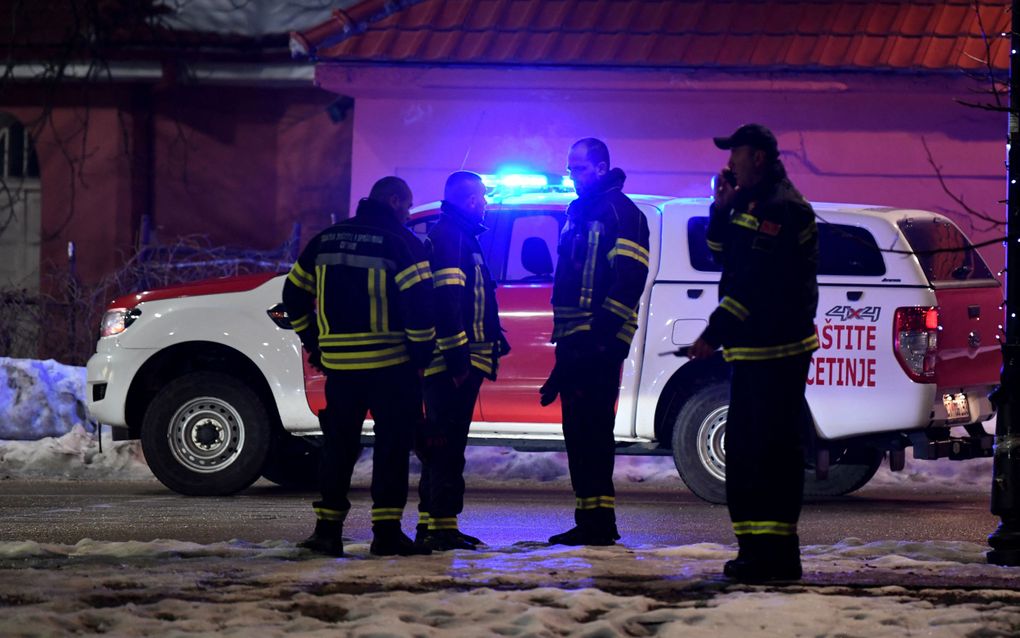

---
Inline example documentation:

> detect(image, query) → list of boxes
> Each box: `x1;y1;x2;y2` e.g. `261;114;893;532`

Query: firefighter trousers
417;369;484;523
725;353;813;558
316;363;422;517
558;345;623;525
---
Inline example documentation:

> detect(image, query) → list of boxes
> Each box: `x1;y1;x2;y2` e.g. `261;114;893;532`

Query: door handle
687;289;703;299
847;291;863;301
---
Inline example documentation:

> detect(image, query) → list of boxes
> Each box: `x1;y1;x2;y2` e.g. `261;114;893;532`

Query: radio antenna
460;109;487;170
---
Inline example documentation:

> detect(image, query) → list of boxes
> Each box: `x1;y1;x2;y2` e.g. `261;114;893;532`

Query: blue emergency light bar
479;172;574;193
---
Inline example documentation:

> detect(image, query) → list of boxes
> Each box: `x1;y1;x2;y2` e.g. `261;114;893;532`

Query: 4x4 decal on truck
825;305;882;322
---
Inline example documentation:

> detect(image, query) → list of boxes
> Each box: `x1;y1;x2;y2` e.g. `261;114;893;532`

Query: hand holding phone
713;168;737;208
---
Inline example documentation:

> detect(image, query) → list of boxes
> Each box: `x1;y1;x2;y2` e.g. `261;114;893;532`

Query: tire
804;446;883;497
671;382;730;504
670;383;884;504
141;372;271;496
261;431;321;489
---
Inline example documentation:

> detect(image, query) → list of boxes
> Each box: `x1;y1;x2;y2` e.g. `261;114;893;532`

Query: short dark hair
571;138;610;168
369;176;411;204
444;170;484;205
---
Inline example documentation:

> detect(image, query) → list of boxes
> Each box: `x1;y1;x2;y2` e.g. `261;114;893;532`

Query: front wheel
141;372;271;496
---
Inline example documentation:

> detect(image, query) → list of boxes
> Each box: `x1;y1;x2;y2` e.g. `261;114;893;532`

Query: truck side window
817;224;886;276
504;213;563;282
687;216;886;276
898;218;995;282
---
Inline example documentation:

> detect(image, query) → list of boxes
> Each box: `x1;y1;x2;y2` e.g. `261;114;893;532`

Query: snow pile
1;537;1019;637
0;357;93;440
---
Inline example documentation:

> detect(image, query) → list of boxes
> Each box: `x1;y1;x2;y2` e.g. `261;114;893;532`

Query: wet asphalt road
0;478;997;548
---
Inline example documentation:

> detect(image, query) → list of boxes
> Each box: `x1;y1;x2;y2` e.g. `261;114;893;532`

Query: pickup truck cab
86;178;1001;502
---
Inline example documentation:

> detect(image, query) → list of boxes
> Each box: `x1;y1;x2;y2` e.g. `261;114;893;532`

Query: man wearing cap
687;124;819;582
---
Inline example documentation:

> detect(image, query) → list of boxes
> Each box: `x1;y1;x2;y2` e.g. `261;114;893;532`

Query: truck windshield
897;218;994;283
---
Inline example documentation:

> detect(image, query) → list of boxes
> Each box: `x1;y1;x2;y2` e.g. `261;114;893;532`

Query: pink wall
318;66;1006;275
152;86;351;251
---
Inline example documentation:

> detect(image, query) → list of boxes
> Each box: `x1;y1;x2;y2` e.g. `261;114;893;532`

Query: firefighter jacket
282;197;436;371
551;168;651;358
702;175;819;362
425;201;504;380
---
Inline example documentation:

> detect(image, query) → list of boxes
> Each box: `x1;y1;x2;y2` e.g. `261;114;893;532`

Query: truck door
475;207;566;431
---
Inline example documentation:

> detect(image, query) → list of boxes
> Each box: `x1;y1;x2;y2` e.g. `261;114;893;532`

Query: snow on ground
1;536;1019;637
3;358;1020;636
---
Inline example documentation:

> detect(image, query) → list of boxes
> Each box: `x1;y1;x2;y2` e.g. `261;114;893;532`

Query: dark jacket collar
736;174;782;210
356;197;398;222
576;167;627;203
440;200;487;235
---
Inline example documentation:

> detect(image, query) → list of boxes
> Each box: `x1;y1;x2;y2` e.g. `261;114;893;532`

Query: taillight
893;306;939;382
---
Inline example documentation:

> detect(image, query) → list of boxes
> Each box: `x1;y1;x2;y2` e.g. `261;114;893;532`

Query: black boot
371;521;432;556
422;528;478;551
298;519;344;557
414;522;429;545
548;508;618;546
723;535;802;583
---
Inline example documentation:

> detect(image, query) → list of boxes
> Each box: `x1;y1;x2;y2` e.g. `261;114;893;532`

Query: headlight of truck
100;307;141;337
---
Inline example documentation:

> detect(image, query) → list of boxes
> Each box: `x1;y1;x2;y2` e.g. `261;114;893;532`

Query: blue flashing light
480;171;574;194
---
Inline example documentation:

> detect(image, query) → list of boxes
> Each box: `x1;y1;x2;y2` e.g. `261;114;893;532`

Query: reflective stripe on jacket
702;176;819;362
282;198;435;371
551;168;650;352
425;202;503;379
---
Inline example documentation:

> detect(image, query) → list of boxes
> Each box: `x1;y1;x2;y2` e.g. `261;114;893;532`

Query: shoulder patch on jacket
759;220;782;236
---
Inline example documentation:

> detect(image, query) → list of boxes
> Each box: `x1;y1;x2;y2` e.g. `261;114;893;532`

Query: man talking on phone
687;124;819;582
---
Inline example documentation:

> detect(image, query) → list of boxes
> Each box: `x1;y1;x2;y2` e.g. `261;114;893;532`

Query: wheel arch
125;341;283;439
652;355;730;446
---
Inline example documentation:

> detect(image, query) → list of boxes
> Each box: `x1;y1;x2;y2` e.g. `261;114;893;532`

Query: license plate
943;393;971;422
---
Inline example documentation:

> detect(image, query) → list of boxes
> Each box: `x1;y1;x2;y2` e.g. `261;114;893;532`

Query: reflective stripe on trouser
417;369;484;520
726;353;813;549
557;343;622;523
312;502;349;523
315;364;422;516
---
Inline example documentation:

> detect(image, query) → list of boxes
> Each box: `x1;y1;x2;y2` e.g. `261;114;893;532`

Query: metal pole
989;1;1020;567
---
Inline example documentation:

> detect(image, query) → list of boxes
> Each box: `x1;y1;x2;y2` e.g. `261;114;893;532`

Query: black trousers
558;344;623;520
417;369;484;520
725;353;813;554
317;363;422;515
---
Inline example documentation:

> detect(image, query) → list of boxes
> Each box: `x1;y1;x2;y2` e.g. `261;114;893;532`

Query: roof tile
308;0;1009;72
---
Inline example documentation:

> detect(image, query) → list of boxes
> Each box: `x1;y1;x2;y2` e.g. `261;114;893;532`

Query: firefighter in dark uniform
415;171;507;551
541;138;651;546
688;124;819;582
283;176;435;558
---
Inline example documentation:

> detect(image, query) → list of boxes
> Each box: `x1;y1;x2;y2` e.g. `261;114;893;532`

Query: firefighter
283;176;435;558
687;124;819;582
416;171;507;551
541;138;651;545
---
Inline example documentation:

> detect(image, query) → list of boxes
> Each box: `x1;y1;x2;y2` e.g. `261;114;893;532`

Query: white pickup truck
86;184;1002;502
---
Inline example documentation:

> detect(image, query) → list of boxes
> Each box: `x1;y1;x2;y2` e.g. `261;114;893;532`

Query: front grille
92;383;107;402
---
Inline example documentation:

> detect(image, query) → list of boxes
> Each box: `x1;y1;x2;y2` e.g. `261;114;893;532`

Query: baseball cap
713;124;779;159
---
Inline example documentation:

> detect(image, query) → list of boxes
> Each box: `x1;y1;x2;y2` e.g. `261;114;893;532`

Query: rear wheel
804;446;883;497
141;372;271;496
670;382;884;504
671;382;730;504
